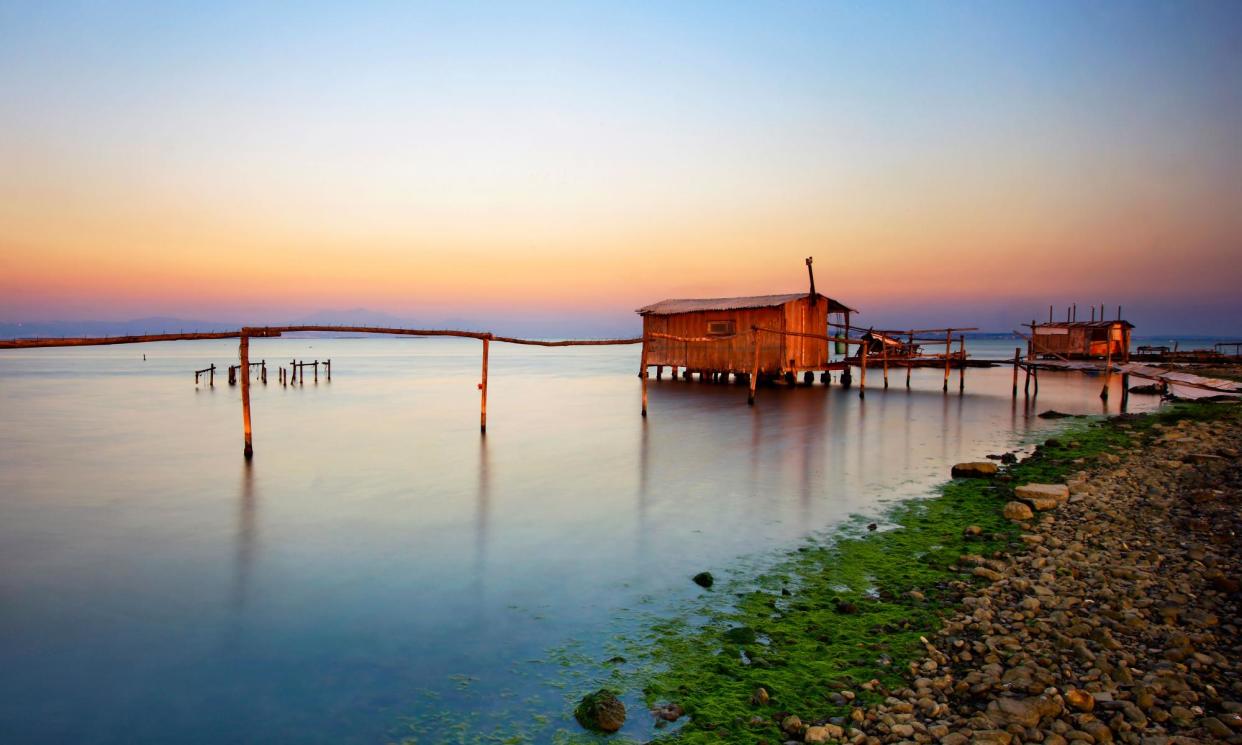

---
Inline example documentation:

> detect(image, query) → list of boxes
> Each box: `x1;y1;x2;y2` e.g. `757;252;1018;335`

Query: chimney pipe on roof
805;257;817;306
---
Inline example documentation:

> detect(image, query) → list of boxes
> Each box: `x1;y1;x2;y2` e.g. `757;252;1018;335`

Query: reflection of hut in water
1027;320;1133;361
637;292;855;381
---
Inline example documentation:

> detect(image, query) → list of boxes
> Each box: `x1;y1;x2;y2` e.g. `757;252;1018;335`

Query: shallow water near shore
0;337;1161;743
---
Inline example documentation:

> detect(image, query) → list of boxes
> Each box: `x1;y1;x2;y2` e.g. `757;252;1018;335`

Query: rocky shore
777;405;1242;745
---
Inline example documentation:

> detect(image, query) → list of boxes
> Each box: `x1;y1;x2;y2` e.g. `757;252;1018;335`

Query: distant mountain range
0;309;639;340
0;313;1229;342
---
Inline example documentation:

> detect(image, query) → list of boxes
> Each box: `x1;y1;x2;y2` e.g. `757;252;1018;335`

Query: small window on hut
707;320;736;336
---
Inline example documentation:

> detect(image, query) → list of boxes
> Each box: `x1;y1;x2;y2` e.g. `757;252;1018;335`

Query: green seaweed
623;402;1232;744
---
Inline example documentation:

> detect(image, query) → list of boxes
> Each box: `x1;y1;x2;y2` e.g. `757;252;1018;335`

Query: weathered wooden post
943;329;952;392
859;342;867;400
313;360;319;383
261;360;267;384
240;334;253;459
228;365;237;386
881;337;889;389
325;359;331;381
958;335;966;393
640;331;649;417
748;327;761;406
480;335;490;432
1121;373;1130;411
841;311;852;387
906;331;914;388
656;365;663;380
1100;343;1112;401
1012;347;1020;398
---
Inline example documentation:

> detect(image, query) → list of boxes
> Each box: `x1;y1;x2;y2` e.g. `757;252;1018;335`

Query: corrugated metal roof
1035;320;1134;329
637;293;854;315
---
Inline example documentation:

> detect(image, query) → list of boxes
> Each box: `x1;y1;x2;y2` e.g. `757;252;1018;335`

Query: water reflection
0;339;1165;745
233;460;258;610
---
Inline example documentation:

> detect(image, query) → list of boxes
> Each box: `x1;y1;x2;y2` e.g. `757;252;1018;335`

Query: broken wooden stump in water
195;364;216;386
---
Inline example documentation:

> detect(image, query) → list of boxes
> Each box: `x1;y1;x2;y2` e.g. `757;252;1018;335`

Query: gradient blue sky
1;1;1240;333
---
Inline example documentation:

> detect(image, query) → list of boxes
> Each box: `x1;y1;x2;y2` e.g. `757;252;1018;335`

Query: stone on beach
1014;482;1069;507
574;689;626;733
952;461;999;478
1002;500;1034;521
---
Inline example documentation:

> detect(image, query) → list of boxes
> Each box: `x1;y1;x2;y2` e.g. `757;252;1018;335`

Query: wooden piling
841;311;852;386
228;365;237;386
1012;347;1020;397
748;328;760;405
859;343;867;399
313;360;318;383
640;332;649;417
261;360;267;384
480;336;490;432
943;329;952;392
906;331;913;388
1100;342;1112;401
325;359;331;381
881;338;889;389
958;335;966;393
240;335;253;459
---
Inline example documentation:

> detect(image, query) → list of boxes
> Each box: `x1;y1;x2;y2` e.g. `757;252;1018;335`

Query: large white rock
1015;483;1069;505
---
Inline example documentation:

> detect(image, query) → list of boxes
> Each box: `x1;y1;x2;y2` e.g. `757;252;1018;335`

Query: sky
1;1;1240;335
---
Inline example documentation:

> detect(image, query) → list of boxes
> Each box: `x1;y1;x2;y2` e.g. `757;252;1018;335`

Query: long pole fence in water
0;325;643;458
0;322;1015;460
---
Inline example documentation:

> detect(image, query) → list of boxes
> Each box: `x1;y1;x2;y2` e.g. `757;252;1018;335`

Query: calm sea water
0;337;1160;743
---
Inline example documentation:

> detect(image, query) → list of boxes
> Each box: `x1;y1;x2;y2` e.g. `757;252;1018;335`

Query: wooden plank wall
642;297;830;374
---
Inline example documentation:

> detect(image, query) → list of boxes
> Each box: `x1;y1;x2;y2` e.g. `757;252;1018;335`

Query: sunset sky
2;1;1240;334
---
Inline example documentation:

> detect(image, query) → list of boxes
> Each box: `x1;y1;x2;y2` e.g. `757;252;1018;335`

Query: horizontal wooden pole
1;325;642;350
753;326;864;345
827;322;979;334
646;332;739;343
0;331;243;349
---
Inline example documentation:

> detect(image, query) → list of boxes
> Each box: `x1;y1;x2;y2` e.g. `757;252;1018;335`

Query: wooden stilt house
637;292;854;379
1027;320;1133;361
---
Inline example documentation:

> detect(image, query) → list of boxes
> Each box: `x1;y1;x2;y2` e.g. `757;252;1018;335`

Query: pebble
768;410;1242;745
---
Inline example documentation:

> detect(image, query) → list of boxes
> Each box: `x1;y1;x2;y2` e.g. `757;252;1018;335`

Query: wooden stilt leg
1100;344;1112;401
240;335;253;459
1012;347;1020;397
943;329;952;392
958;335;966;393
882;339;889;389
640;333;649;417
906;331;913;388
748;328;761;406
859;344;867;400
480;336;489;432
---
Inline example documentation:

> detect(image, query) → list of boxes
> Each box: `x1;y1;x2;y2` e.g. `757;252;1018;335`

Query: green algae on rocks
620;407;1223;744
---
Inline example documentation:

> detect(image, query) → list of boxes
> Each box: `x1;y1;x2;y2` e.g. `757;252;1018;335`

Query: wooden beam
480;336;490;433
240;335;253;460
640;331;649;417
943;329;952;392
